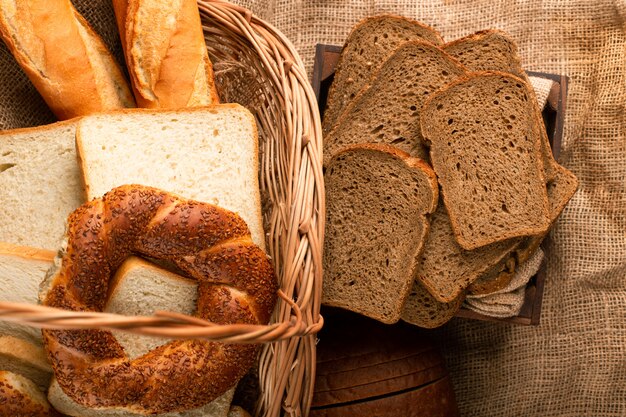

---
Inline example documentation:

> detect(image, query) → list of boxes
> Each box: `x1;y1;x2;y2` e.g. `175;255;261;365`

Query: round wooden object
311;308;459;416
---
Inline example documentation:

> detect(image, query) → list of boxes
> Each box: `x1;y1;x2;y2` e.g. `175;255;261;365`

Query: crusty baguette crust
0;0;135;120
113;0;220;108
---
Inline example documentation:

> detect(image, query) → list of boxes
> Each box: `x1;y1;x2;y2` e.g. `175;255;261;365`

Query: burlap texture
232;1;625;415
0;1;624;415
465;249;544;318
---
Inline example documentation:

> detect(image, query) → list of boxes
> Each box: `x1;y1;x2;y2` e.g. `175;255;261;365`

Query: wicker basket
0;1;324;416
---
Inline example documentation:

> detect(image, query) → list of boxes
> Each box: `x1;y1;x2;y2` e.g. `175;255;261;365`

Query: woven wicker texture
0;1;324;417
231;0;626;415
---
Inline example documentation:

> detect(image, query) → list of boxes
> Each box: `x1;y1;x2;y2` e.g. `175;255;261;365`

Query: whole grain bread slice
401;279;464;329
444;31;578;291
422;71;551;250
322;144;438;324
466;253;517;295
412;202;521;302
322;15;443;135
444;29;576;185
323;41;467;165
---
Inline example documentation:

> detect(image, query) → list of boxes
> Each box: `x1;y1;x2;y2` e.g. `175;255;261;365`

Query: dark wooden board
311;44;569;326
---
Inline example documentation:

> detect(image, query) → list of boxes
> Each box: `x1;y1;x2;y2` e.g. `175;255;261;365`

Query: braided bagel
40;184;278;414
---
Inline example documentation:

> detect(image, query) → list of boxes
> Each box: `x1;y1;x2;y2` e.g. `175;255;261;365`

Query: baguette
112;0;220;108
0;0;135;119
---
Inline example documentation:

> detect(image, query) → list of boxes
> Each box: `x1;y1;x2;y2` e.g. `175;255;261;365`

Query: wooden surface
311;44;568;326
311;309;459;415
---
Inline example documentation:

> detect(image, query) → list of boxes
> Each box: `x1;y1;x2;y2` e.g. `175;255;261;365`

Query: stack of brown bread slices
322;18;578;328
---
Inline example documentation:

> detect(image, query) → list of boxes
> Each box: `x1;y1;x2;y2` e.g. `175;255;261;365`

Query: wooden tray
311;43;568;326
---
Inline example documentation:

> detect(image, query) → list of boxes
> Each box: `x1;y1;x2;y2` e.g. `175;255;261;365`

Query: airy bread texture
444;29;577;198
323;41;466;165
323;15;443;134
48;256;234;417
0;0;135;119
411;202;520;303
422;71;551;250
0;336;52;392
76;105;264;249
0;371;59;417
443;30;578;293
0;242;54;344
113;0;219;108
401;279;464;329
322;144;438;324
0;120;84;250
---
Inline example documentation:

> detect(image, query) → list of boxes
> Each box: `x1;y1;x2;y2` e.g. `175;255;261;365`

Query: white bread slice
0;120;83;250
0;371;59;416
76;105;264;249
0;242;54;345
48;256;234;417
0;336;52;392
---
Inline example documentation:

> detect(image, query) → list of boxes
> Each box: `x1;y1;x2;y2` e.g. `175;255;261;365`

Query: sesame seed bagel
40;184;278;414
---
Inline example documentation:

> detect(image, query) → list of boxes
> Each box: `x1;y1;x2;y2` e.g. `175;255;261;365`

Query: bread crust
323;15;444;135
40;184;277;414
0;242;55;263
0;371;60;417
323;40;468;166
0;0;135;119
113;0;220;108
421;70;551;249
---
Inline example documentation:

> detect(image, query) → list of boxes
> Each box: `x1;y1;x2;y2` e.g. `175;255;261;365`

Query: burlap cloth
232;1;626;415
0;1;624;416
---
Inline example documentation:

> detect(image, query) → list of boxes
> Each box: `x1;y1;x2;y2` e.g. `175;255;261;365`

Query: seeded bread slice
323;15;443;135
413;202;520;302
422;71;551;250
401;279;464;329
322;144;438;324
323;41;467;165
0;371;60;417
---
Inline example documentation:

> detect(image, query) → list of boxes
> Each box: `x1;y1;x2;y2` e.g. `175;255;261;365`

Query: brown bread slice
322;144;438;324
323;41;467;165
468;165;578;296
413;202;520;302
401;279;464;329
323;15;443;135
422;71;551;250
445;32;578;291
444;29;574;184
467;254;517;295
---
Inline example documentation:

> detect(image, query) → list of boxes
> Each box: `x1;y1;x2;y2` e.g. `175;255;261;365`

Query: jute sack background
228;0;625;415
0;0;623;416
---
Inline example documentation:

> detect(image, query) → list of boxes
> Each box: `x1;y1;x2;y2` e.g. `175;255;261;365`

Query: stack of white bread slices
0;104;264;416
321;16;578;328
